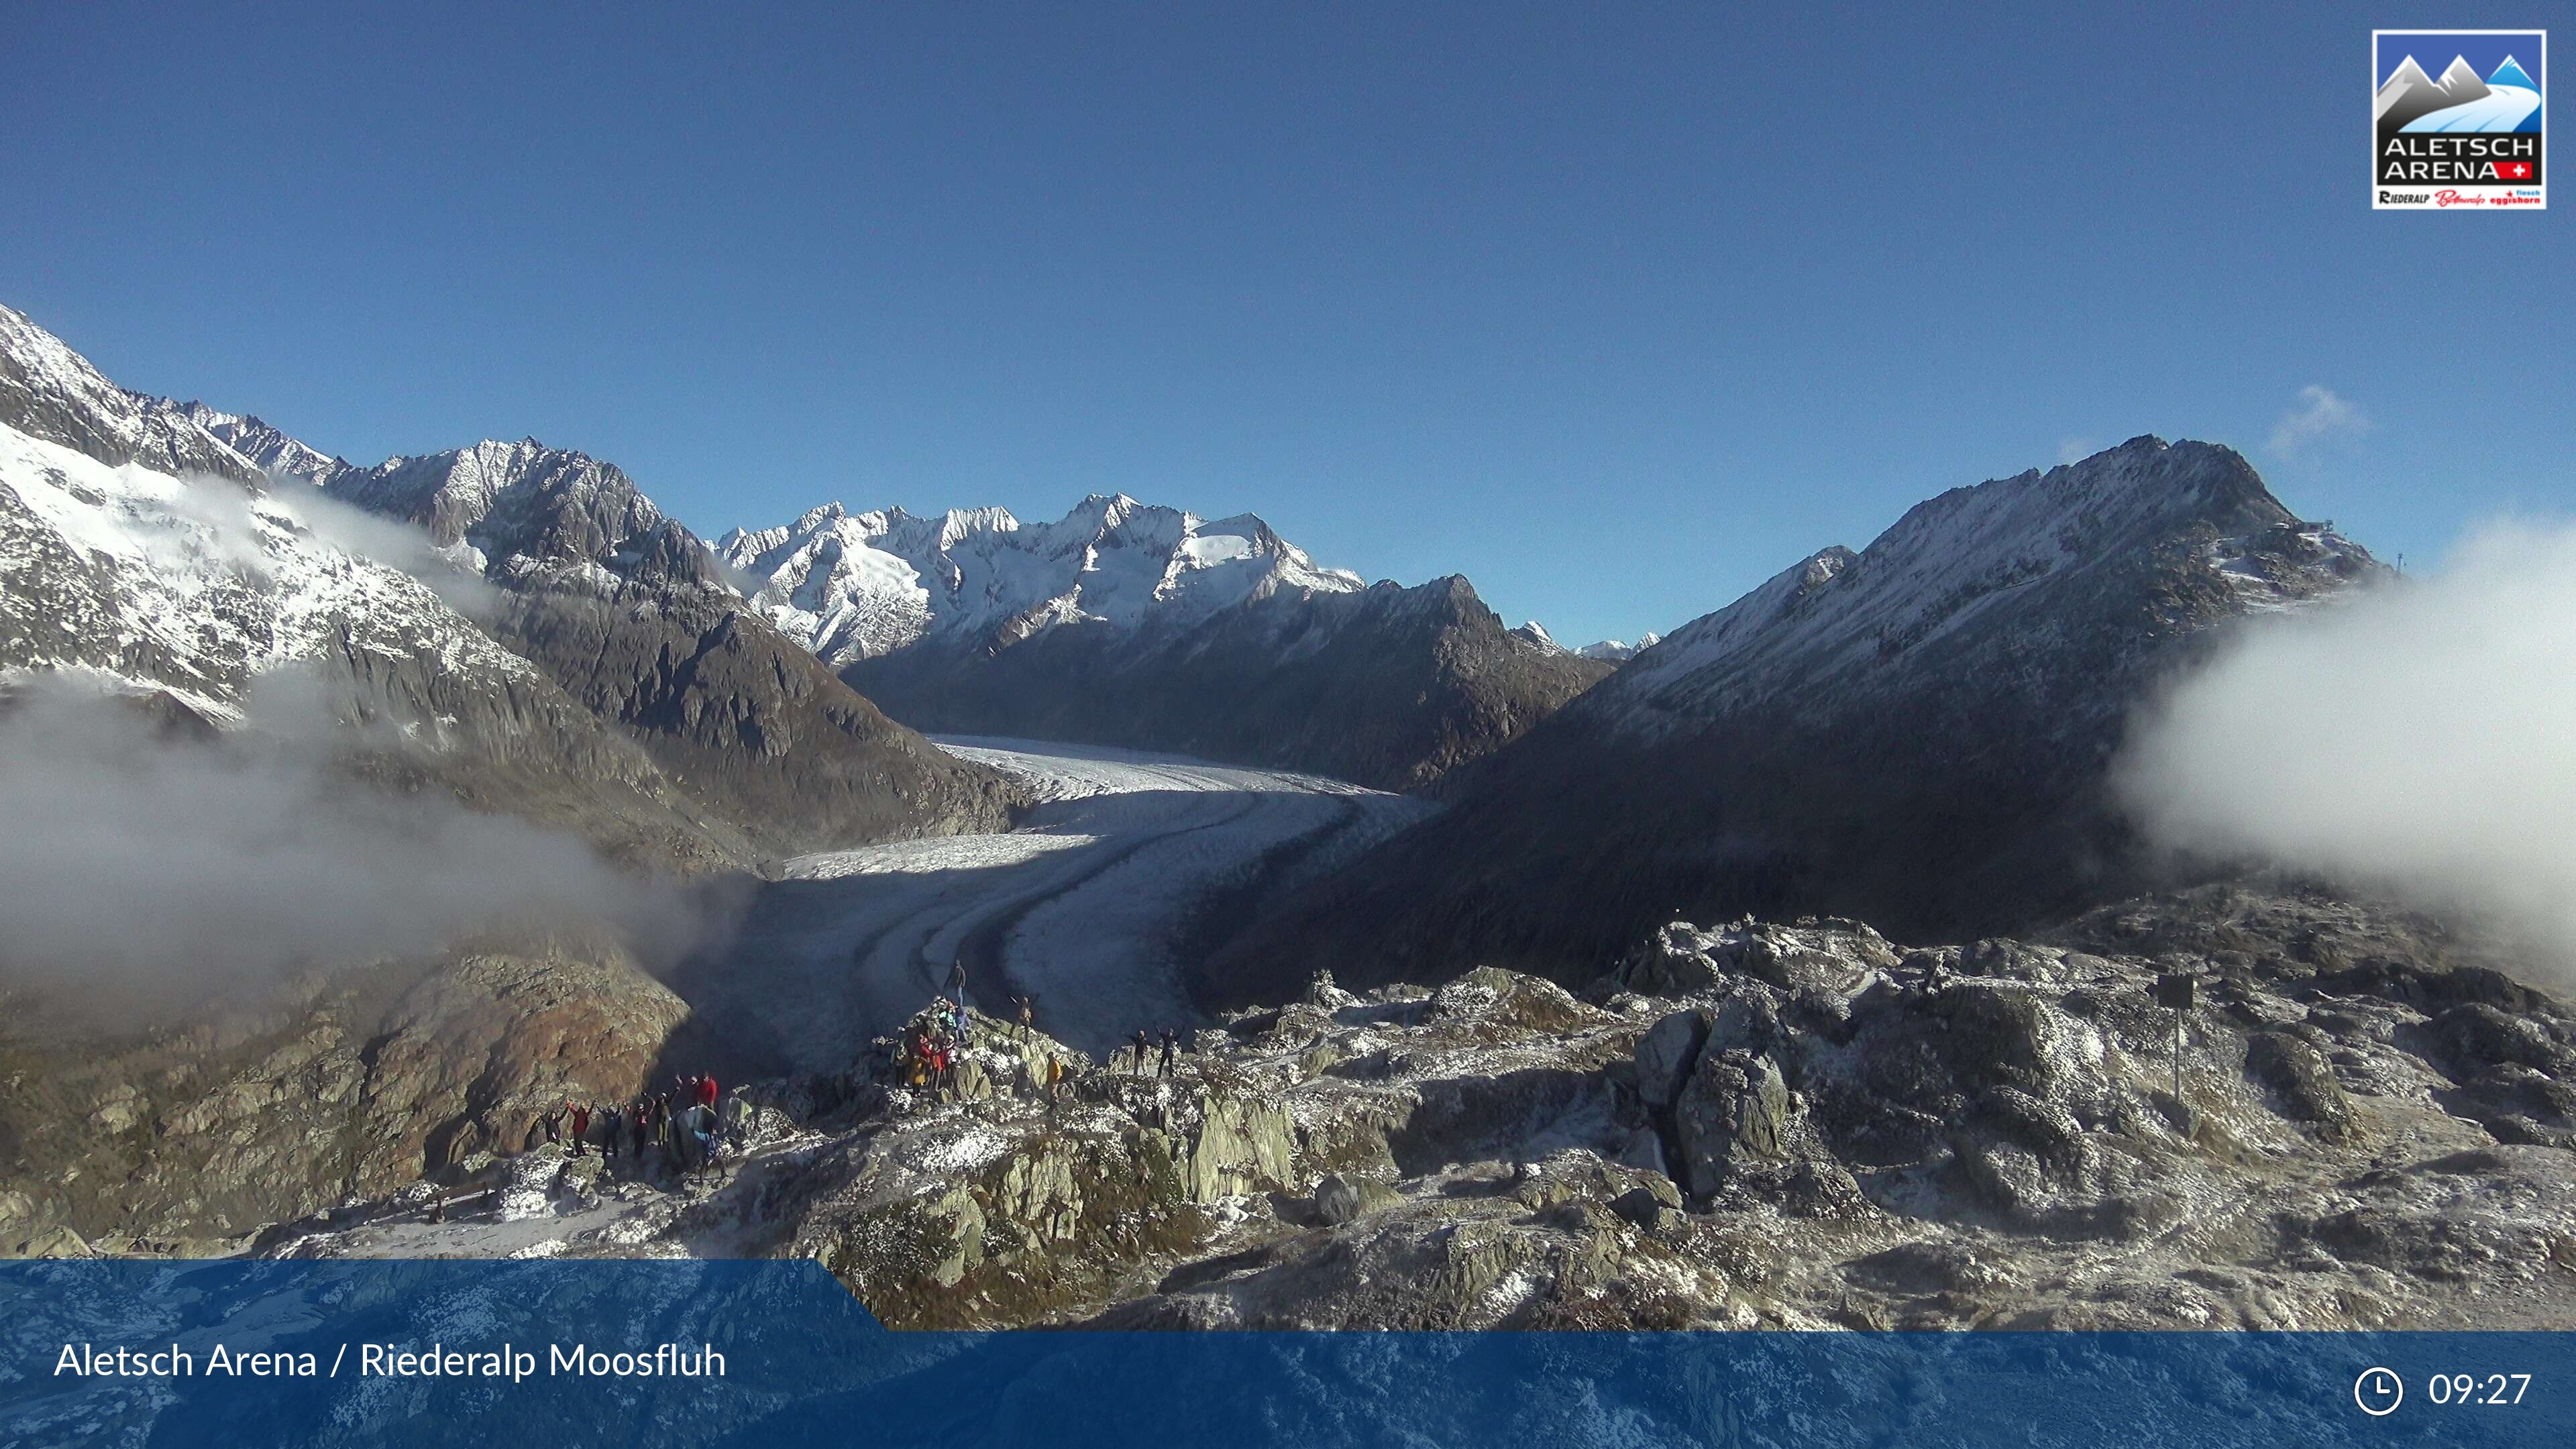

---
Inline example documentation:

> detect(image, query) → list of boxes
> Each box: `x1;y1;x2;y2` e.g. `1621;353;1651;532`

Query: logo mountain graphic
2377;50;2542;136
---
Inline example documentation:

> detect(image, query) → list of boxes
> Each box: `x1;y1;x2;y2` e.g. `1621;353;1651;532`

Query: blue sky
5;2;2568;646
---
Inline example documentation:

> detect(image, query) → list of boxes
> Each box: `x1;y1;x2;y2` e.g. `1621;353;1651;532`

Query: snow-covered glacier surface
690;737;1432;1064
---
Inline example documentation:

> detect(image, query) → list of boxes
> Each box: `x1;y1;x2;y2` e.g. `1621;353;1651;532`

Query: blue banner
3;1260;2567;1448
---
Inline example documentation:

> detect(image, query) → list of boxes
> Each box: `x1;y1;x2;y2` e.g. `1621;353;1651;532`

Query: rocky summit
1210;437;2387;1002
252;888;2576;1330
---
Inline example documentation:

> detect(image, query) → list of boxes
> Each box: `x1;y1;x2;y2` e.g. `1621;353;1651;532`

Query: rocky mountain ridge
0;922;695;1255
0;307;263;485
1209;437;2385;999
841;568;1612;791
144;397;347;488
340;441;1024;851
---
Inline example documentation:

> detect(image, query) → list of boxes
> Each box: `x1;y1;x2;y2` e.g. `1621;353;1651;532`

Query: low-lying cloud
2115;519;2576;973
0;676;708;1023
274;484;501;619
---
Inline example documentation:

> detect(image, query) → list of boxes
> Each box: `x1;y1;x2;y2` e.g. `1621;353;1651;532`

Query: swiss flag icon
2498;160;2534;180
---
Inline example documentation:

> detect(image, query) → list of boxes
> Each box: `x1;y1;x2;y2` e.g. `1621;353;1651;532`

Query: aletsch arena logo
2373;30;2546;209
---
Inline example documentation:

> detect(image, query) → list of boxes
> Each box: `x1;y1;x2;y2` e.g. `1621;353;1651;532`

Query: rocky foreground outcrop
0;926;688;1256
258;887;2576;1330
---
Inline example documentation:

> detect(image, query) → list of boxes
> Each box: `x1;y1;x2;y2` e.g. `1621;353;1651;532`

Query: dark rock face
1209;439;2385;1000
845;575;1611;792
484;586;1019;853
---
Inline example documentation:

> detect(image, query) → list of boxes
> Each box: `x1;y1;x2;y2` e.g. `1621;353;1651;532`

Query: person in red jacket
696;1074;718;1111
568;1101;592;1157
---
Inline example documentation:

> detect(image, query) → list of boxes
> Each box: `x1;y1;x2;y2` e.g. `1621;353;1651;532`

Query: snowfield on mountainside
0;416;532;713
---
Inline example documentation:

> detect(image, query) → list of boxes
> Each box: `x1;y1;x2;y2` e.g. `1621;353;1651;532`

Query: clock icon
2355;1366;2404;1417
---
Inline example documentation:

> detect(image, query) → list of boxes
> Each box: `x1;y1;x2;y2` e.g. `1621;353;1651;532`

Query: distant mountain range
3;304;1617;810
1576;631;1662;663
0;300;2412;1265
716;496;1612;791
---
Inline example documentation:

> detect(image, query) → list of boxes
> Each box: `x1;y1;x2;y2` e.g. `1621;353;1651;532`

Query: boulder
1674;1049;1796;1197
1304;969;1360;1009
13;1224;93;1258
1184;1093;1298;1203
1313;1173;1363;1224
1633;1008;1711;1108
2245;1030;2357;1141
1609;1187;1683;1232
1614;1126;1670;1177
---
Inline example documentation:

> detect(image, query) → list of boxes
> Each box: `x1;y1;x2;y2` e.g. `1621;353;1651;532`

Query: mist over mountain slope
0;304;1013;1248
720;497;1611;790
2118;519;2576;977
0;311;755;875
1206;437;2383;1002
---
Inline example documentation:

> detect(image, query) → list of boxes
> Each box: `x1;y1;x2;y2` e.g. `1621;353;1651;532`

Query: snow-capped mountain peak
1511;621;1566;655
0;305;262;485
1576;631;1662;662
716;494;1366;667
1592;435;2370;739
2436;55;2491;101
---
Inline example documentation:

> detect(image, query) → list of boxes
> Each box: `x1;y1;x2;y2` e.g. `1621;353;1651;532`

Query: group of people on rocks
1125;1026;1185;1079
534;1071;747;1181
875;965;1197;1120
892;988;1089;1112
899;998;972;1094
